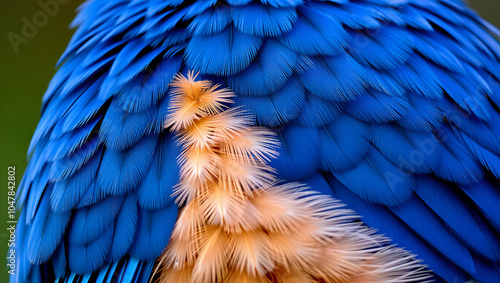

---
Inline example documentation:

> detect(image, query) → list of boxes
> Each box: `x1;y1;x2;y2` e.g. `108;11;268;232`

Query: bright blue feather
27;186;71;264
99;100;155;150
232;3;297;37
349;25;414;70
185;26;263;76
278;5;347;56
300;55;367;101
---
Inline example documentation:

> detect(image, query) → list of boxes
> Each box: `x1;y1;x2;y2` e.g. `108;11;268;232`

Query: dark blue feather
322;176;468;282
52;241;67;278
68;196;123;245
99;100;156;150
345;90;409;123
433;126;484;185
235;77;305;127
269;125;320;181
320;114;369;172
371;124;440;174
49;138;101;182
389;195;476;274
461;180;500;232
227;39;297;97
109;195;138;262
51;149;101;212
188;6;230;35
415;176;500;261
98;134;157;195
293;92;342;127
300;55;367;101
128;204;178;260
137;133;179;210
397;93;444;131
334;145;415;206
116;55;182;113
68;224;114;274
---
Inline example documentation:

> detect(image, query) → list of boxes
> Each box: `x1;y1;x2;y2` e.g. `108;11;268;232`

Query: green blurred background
0;0;498;281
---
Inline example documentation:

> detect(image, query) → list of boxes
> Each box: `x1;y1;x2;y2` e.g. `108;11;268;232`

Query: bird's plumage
13;0;500;282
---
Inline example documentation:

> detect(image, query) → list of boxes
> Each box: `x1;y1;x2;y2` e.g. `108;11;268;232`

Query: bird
12;0;500;282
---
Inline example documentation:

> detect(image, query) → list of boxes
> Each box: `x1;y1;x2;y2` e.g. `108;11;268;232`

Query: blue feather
232;3;297;37
293;92;342;127
109;39;149;78
46;115;102;163
52;241;67;278
433;126;484;185
260;0;303;8
307;2;381;30
62;78;107;132
28;186;71;264
460;180;500;232
226;39;297;97
323;176;468;282
188;7;230;35
334;145;415;206
68;225;113;274
345;90;409;123
116;55;182;113
137;133;179;209
371;124;440;174
98;134;157;195
389;195;476;274
278;5;347;56
320;114;369;172
389;55;443;99
269;125;320;181
349;25;414;70
397;93;444;131
412;32;464;73
300;55;367;101
51;149;102;212
128;204;178;260
109;195;138;262
68;196;123;245
460;132;500;178
185;26;263;76
415;176;500;261
99;100;155;150
49;138;101;182
235;77;305;127
27;166;51;223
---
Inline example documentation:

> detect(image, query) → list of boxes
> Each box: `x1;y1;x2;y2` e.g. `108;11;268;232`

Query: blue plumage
15;0;500;282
